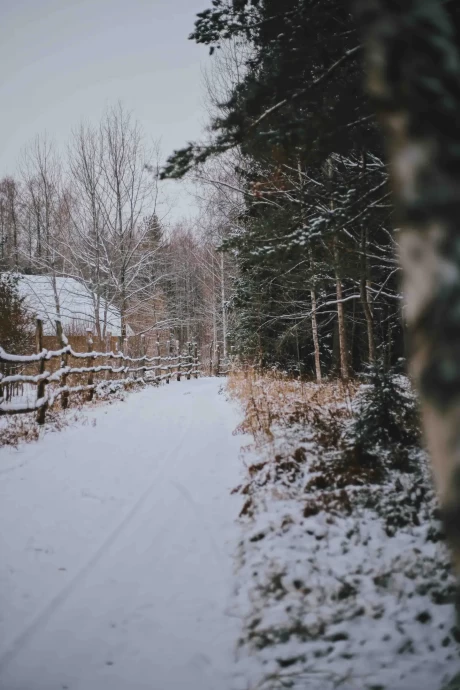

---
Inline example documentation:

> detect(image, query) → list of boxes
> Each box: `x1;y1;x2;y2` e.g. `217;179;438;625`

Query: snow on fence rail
0;319;202;425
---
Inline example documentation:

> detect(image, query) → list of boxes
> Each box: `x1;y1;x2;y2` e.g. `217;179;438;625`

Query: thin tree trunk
360;276;376;364
10;191;18;270
117;188;127;339
350;291;357;367
301;160;322;383
328;158;349;381
310;285;322;383
333;237;349;382
51;270;62;326
0;206;5;265
221;252;227;358
308;243;322;383
360;229;376;363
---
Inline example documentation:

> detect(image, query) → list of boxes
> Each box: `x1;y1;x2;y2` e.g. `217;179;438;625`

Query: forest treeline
0;103;233;353
5;1;460;380
164;0;409;379
0;2;405;376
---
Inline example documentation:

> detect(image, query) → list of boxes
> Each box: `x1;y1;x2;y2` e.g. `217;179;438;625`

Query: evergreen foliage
352;361;420;466
164;0;405;377
0;273;33;355
163;0;377;178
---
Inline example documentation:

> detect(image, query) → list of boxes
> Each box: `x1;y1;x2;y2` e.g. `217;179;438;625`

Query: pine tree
351;360;420;469
163;0;404;379
0;273;33;355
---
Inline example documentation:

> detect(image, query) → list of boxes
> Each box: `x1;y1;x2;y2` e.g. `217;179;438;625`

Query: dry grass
228;368;422;518
0;409;85;449
0;416;41;448
228;370;458;690
227;368;357;447
228;369;366;519
0;387;127;450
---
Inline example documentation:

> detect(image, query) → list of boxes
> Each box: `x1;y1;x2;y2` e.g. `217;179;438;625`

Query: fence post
36;319;47;425
140;334;146;380
123;337;129;382
176;340;181;382
117;336;122;382
112;339;119;383
133;337;137;381
215;344;221;377
87;329;94;401
186;341;192;380
105;332;112;382
156;339;161;381
194;342;198;379
166;339;171;384
209;341;214;376
56;320;69;410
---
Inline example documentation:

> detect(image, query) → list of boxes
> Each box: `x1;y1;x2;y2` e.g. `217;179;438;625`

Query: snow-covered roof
16;275;131;337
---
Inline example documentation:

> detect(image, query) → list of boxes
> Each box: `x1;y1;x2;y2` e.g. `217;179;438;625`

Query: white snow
0;378;247;690
16;275;131;336
228;377;460;690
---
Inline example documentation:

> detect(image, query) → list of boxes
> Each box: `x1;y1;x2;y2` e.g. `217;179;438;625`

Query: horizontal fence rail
0;320;204;425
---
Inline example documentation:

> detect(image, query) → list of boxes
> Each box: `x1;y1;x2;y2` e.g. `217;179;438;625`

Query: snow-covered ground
228;374;460;690
2;373;459;690
0;378;247;690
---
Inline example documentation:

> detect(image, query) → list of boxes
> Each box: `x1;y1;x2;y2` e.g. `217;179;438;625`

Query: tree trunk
334;237;349;382
308;248;322;383
328;158;349;382
360;229;376;364
355;0;460;603
311;286;322;383
51;270;62;325
360;276;376;364
221;252;227;359
300;158;322;383
10;191;18;270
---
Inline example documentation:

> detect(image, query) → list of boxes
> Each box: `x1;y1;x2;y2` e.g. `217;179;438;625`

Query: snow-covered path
0;378;245;690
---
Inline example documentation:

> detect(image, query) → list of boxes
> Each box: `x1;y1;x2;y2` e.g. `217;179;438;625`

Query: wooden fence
0;319;202;425
205;342;231;377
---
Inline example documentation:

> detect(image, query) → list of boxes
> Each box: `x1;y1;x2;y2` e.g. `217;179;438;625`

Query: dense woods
163;0;404;379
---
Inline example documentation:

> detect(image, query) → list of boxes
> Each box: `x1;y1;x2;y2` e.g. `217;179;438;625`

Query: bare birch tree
98;103;163;338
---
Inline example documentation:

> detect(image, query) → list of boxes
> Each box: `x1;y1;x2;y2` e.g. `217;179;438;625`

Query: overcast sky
0;0;212;220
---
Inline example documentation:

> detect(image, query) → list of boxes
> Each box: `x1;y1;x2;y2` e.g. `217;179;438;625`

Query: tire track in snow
0;413;193;674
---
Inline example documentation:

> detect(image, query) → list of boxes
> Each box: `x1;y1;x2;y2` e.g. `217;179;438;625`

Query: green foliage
442;673;460;690
352;361;420;466
163;0;378;178
0;273;34;354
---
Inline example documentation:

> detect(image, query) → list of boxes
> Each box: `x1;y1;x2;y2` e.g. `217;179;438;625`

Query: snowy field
0;378;248;690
